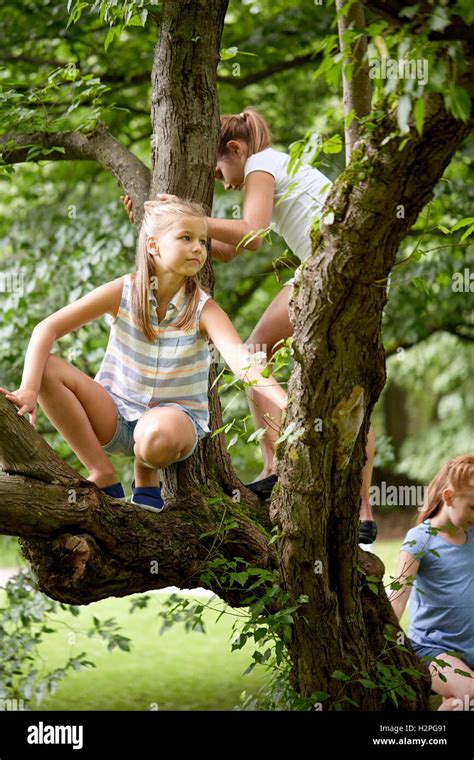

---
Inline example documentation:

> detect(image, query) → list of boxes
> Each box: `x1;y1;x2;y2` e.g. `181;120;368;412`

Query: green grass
41;594;267;711
0;537;405;711
0;535;24;567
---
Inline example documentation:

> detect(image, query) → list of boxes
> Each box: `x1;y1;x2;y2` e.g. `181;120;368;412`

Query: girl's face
445;488;474;529
148;216;208;277
215;140;248;191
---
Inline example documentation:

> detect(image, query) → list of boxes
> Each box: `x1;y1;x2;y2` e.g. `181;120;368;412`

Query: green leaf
313;691;330;701
451;217;474;232
344;109;356;130
343;696;360;707
220;46;238;60
332;669;350;681
411;277;430;295
322;134;343;154
104;27;116;53
399;4;420;19
413;98;425;136
128;14;144;27
460;224;474;242
429;7;450;32
220;46;257;61
453;668;472;678
358;678;377;688
454;0;474;24
444;86;471;122
230;572;249;586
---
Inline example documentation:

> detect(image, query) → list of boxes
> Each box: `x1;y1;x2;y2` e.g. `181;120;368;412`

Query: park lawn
1;588;269;711
0;538;405;711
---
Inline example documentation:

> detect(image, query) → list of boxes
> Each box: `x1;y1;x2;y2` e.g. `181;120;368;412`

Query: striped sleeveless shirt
94;273;211;433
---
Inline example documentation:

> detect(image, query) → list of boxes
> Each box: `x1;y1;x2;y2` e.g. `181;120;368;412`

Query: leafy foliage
0;567;131;706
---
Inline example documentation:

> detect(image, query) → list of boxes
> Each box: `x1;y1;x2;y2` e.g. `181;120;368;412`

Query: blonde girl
0;199;287;512
123;108;376;542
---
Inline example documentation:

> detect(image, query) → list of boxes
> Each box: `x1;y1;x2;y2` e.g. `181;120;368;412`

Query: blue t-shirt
403;520;474;668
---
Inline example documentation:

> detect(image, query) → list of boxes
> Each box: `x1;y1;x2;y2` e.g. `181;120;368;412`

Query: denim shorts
102;403;207;462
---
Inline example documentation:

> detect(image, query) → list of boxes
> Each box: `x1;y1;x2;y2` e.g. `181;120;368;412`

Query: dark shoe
359;520;377;545
99;482;125;500
131;480;164;513
246;474;278;501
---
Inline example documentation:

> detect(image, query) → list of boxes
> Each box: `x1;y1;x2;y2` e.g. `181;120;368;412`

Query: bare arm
389;549;420;621
0;277;125;424
210;239;240;262
206;171;275;253
200;298;287;412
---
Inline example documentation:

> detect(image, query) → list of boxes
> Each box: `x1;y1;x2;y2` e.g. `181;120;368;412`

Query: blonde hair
218;107;272;158
131;198;208;342
416;455;474;525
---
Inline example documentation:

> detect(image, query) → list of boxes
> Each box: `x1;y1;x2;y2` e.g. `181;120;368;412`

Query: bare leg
38;354;119;488
245;286;376;523
245;286;293;480
133;406;196;485
430;654;474;710
360;424;375;521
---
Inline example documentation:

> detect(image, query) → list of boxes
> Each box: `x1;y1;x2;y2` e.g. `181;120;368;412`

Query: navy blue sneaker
131;480;164;513
99;482;126;500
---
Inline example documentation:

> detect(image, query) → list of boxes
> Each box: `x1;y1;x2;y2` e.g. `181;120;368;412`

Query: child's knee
134;425;180;463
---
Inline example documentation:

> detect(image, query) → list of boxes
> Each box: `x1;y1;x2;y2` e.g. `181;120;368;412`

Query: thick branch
0;395;273;605
336;0;372;163
0;120;150;213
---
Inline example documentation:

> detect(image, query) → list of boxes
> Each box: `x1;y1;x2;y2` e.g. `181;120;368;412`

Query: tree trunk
147;0;254;506
273;76;474;707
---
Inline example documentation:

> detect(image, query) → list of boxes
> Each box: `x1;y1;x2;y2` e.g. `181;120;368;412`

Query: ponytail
416;455;474;525
218;107;272;158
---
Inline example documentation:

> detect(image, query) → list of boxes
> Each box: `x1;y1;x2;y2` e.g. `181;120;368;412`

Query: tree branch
217;51;321;89
0;120;150;219
0;394;273;605
336;0;372;163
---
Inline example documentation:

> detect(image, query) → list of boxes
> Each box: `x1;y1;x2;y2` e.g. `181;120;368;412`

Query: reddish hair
416;455;474;525
218;107;272;158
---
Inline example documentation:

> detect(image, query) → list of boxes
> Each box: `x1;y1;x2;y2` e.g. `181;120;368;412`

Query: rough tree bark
273;61;474;705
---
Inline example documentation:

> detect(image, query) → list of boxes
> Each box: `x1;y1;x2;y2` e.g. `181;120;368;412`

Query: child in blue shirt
390;455;474;710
